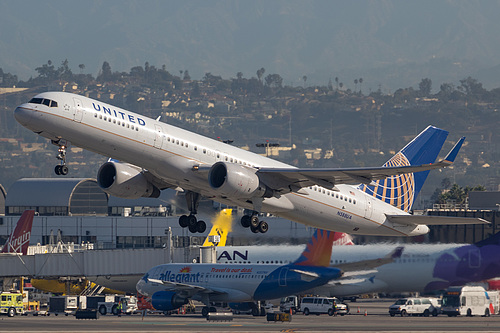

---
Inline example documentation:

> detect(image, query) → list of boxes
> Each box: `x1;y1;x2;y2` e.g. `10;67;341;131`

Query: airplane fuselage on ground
15;92;456;236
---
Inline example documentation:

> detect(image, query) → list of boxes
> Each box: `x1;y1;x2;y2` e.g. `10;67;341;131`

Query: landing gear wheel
188;223;198;233
240;215;251;228
260;307;266;316
250;215;259;228
201;307;209;317
55;165;62;175
187;215;197;227
251;307;260;316
60;165;68;175
196;220;207;233
258;221;268;233
179;215;189;228
250;225;259;233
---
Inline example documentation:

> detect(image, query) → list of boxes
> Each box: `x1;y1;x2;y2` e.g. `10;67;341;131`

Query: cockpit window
29;98;58;107
29;98;43;104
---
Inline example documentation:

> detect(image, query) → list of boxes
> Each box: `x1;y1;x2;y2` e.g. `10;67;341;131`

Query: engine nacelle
208;162;273;199
97;161;160;199
151;291;188;311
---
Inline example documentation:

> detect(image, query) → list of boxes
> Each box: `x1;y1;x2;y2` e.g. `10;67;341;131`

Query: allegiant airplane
136;229;403;316
14;92;487;237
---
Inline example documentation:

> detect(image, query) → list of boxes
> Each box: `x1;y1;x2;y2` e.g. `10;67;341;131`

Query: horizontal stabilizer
386;214;490;226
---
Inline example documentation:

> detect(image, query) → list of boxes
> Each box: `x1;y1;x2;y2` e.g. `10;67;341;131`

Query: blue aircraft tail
293;229;335;267
358;125;449;212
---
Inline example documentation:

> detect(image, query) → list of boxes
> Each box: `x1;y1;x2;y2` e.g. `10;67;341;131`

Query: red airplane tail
332;232;354;246
1;210;35;255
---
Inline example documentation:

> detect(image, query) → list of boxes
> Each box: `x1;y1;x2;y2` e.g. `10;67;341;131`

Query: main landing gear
52;140;69;175
240;213;269;233
178;191;207;233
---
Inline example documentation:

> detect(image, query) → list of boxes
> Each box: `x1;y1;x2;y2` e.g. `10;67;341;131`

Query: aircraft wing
256;137;464;192
385;215;490;226
147;278;224;297
334;246;404;273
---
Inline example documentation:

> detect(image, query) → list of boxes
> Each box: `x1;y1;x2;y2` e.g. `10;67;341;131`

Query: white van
441;286;494;317
389;297;440;317
300;297;348;316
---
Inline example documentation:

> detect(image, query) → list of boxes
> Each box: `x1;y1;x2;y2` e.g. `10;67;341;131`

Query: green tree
257;68;265;82
97;61;113;82
418;78;432;97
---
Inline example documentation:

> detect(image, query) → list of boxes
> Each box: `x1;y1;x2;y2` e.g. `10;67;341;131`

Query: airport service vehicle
300;296;348;316
388;297;439;317
96;295;137;315
0;292;24;317
48;296;78;315
280;295;300;313
441;286;495;317
15;92;487;237
136;229;401;317
216;231;500;299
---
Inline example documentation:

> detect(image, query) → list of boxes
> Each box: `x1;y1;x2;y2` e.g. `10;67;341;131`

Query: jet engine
151;291;188;311
208;162;273;199
97;161;160;199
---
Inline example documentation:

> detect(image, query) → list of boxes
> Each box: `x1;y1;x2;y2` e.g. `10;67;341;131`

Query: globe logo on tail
358;152;415;212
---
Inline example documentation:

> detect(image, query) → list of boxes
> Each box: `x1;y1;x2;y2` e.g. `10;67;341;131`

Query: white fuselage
14;92;429;237
215;243;464;296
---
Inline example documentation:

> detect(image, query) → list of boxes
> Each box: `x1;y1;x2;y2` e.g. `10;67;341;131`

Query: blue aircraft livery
135;229;366;315
358;125;448;212
92;103;146;126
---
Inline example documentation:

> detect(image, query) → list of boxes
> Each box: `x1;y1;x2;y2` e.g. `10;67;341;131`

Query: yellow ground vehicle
1;292;24;317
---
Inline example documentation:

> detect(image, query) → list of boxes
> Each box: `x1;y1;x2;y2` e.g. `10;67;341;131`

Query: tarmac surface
2;298;500;332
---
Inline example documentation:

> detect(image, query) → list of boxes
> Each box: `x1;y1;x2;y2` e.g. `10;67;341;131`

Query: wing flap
386;215;490;226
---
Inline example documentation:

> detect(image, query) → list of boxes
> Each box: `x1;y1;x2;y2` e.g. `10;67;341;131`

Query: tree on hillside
418;78;432;97
265;74;283;89
433;183;486;205
97;61;113;82
257;68;265;82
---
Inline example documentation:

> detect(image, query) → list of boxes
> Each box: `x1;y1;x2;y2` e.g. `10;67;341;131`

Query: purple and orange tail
293;229;336;267
1;210;35;255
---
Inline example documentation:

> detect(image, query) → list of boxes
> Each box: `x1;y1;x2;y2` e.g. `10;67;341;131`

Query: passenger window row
309;186;356;205
94;113;139;131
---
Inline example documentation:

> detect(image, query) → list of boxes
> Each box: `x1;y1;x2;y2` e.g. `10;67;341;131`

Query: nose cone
14;104;33;127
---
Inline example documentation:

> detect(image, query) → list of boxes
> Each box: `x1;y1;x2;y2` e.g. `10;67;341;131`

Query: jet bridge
0;246;201;279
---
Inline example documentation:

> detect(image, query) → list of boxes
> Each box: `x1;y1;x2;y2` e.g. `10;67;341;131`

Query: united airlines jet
14;92;487;236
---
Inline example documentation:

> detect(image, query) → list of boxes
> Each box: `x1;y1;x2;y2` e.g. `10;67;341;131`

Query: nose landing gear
53;140;69;175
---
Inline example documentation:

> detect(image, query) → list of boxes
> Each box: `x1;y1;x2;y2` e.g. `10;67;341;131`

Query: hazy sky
2;0;500;91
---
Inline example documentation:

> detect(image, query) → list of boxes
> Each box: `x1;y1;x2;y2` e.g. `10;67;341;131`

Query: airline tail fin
202;209;232;247
293;229;335;267
1;210;35;255
358;125;449;212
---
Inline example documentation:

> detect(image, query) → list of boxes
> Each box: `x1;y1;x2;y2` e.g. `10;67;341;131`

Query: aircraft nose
14;104;33;126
